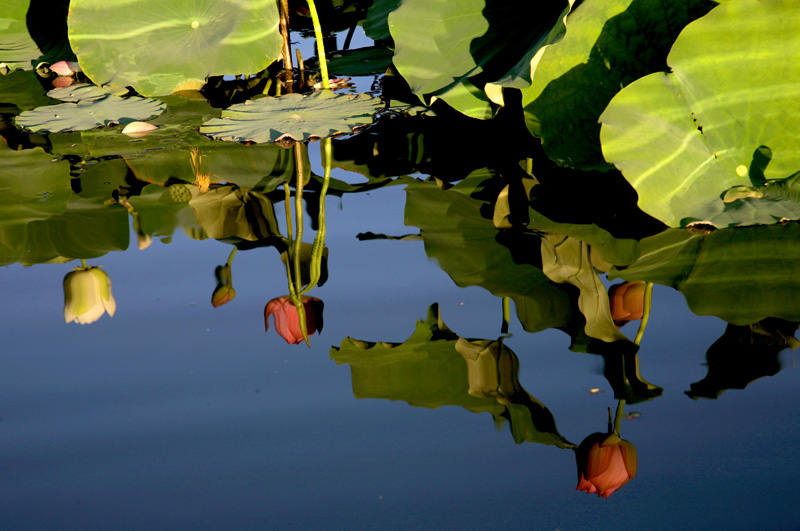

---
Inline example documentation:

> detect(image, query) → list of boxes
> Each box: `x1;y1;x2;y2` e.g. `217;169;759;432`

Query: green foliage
15;83;165;132
199;91;381;143
521;0;716;170
389;0;570;104
67;0;283;96
0;0;41;70
600;0;800;227
331;303;575;448
610;223;800;325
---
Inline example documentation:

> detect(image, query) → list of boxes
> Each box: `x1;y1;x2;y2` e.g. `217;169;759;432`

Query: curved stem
226;246;237;267
80;258;88;269
306;0;330;89
633;282;654;346
301;138;331;295
613;399;626;435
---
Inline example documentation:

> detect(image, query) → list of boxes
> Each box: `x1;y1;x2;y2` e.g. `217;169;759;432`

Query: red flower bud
609;281;647;328
576;432;638;498
264;296;324;345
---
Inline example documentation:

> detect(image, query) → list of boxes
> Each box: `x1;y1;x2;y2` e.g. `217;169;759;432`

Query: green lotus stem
633;282;654;346
226;246;237;267
305;0;330;89
80;259;88;268
526;157;533;176
292;151;305;292
613;399;626;435
501;296;510;335
301;137;331;295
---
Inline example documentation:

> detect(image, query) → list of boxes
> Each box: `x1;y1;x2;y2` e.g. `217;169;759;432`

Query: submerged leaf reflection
332;304;574;448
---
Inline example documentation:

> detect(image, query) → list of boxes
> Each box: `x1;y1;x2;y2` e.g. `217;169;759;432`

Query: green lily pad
14;84;165;133
520;0;715;170
199;91;381;143
388;0;569;101
67;0;282;96
0;0;40;71
363;0;401;43
599;0;800;227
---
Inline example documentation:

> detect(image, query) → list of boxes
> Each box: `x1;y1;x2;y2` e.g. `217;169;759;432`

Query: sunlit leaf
15;84;165;133
67;0;282;96
600;0;800;227
521;0;716;170
389;0;568;101
199;91;380;143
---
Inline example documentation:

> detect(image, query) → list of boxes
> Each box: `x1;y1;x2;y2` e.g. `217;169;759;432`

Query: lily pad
199;91;381;143
67;0;282;96
599;0;800;227
520;0;715;170
15;84;165;133
388;0;569;101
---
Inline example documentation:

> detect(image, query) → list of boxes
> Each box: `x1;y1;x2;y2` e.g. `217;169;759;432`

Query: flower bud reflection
609;281;646;327
264;296;324;345
576;432;637;498
63;266;116;325
211;264;236;308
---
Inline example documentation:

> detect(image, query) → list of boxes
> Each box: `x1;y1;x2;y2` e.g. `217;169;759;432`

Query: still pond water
1;141;799;530
2;32;800;531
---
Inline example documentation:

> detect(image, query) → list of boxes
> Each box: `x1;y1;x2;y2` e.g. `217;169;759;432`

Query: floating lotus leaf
600;0;800;227
199;91;381;143
520;0;715;170
47;83;129;102
15;84;165;133
362;0;401;42
389;0;569;101
67;0;282;96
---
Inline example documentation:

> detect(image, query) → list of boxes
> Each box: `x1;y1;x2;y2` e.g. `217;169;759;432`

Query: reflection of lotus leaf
189;186;280;241
610;224;800;325
67;0;282;96
199;91;381;143
0;0;40;71
331;304;574;448
600;0;800;227
15;84;165;133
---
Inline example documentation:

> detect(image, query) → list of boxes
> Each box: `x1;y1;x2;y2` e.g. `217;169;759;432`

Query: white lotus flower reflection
63;266;116;325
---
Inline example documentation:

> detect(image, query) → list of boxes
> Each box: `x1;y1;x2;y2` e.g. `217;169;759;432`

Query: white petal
121;121;159;137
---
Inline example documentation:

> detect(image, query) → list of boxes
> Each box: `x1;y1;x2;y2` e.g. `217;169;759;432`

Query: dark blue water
2;141;799;530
